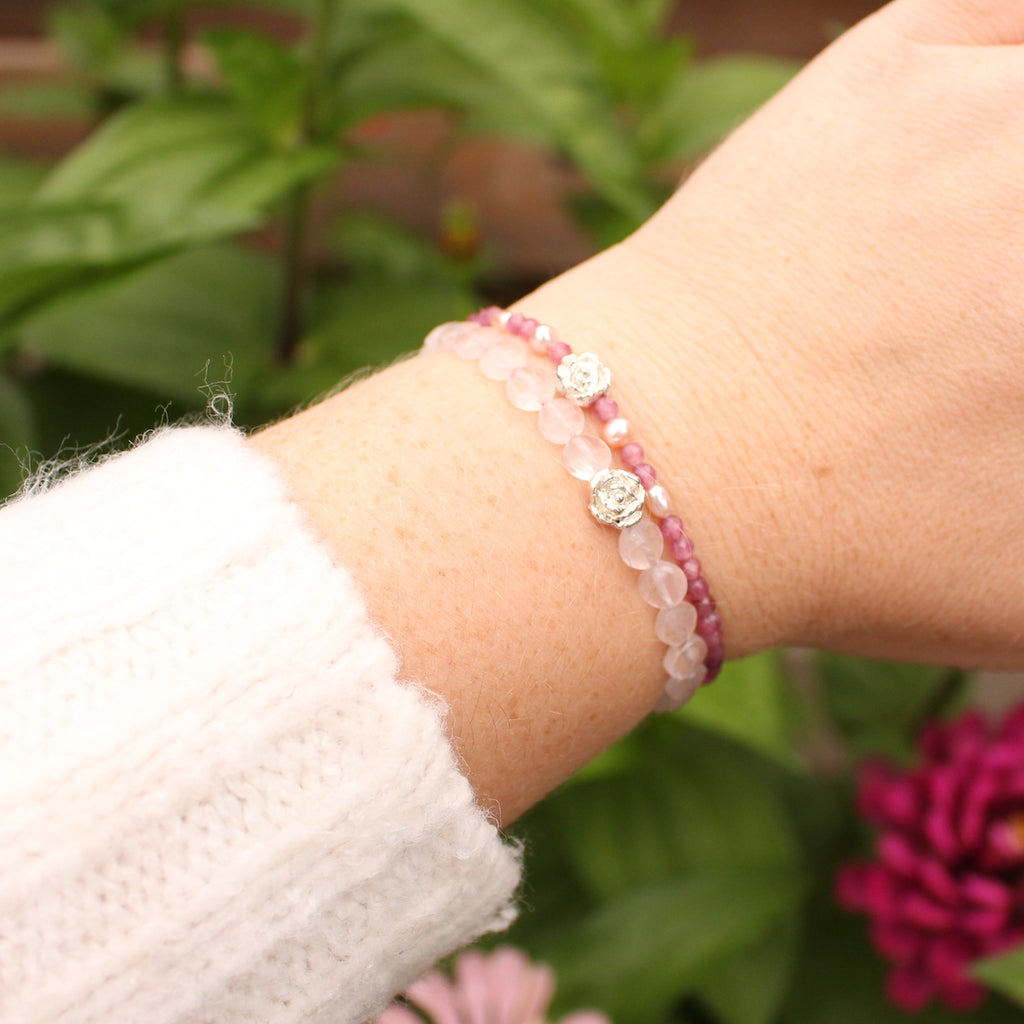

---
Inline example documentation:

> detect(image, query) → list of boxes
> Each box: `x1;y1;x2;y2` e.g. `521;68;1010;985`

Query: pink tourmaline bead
563;434;612;481
537;398;584;444
660;516;684;543
620;443;644;468
647;484;671;518
687;577;710;602
618;520;664;570
603;418;631;447
547;341;572;364
655;602;697;646
635;463;657;489
479;338;528;381
472;305;501;325
506;365;556;411
638;560;688;609
682;557;702;581
591;396;618;422
517;316;539;339
671;535;694;562
506;312;526;335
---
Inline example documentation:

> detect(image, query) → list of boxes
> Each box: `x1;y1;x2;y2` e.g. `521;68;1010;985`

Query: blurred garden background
5;2;1024;1023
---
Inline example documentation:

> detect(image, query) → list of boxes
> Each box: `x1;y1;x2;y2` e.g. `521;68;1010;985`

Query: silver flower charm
589;469;645;529
556;352;611;406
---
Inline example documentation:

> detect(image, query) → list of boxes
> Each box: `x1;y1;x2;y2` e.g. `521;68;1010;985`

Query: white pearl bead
655;603;698;646
479;338;528;381
563;434;612;481
531;323;556;355
422;321;470;353
505;365;556;411
618;520;663;570
637;560;687;609
454;326;499;360
537;399;585;444
647;483;671;518
603;417;631;447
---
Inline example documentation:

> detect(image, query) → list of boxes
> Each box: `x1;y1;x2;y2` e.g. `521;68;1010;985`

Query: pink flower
377;947;610;1024
836;707;1024;1012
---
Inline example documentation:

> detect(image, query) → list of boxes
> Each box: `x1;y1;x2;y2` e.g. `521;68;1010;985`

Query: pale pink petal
453;950;495;1024
558;1011;612;1024
378;1005;426;1024
406;971;465;1024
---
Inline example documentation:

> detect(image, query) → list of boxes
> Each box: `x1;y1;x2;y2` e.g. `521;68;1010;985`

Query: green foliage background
2;2;1021;1021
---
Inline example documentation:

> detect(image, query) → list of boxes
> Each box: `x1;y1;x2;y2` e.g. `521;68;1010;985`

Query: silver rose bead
556;352;612;406
589;469;645;529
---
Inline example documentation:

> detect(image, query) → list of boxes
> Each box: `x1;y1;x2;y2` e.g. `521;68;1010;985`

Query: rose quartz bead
656;669;704;712
563;434;612;480
506;365;556;411
479;337;528;380
603;417;631;447
655;602;698;646
638;560;687;609
454;326;499;360
647;484;671;518
537;398;585;444
618;520;664;570
663;635;708;679
423;321;471;353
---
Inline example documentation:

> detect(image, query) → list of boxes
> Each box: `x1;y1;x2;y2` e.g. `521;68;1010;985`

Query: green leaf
681;650;800;768
203;28;307;145
818;654;959;762
0;159;49;212
0;374;36;500
381;0;655;219
696;911;800;1024
975;945;1024;1009
0;83;94;122
641;54;800;163
0;97;336;326
543;723;800;900
20;244;279;401
544;869;804;1024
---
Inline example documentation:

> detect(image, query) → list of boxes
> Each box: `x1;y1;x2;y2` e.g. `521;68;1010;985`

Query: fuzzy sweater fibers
0;426;520;1024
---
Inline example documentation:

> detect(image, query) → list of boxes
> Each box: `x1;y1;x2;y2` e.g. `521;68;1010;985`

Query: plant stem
274;0;339;365
910;667;969;738
163;12;186;95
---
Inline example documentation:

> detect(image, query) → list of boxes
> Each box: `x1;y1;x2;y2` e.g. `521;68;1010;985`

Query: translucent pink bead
620;443;644;468
655;602;698;646
663;635;708;679
687;578;710;602
563;434;612;480
454;326;499;360
647;484;671;518
660;516;684;542
603;418;630;447
479;338;528;380
618;520;664;570
655;669;704;712
423;321;471;353
638;560;687;609
671;535;694;562
635;463;657;489
506;365;556;411
547;341;572;364
682;557;702;581
537;398;585;444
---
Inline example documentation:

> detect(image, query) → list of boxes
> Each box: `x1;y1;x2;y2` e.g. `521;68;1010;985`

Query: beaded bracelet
422;308;724;711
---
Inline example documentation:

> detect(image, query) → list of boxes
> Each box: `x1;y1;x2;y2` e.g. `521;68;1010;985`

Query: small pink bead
469;306;499;325
506;312;526;335
638;560;688;609
479;337;528;380
682;557;702;581
537;398;585;444
687;577;710;602
647;484;671;518
671;535;694;562
591;396;619;422
620;443;644;468
547;341;572;364
697;606;721;630
635;463;657;489
660;516;683;543
603;417;631;447
517;316;539;339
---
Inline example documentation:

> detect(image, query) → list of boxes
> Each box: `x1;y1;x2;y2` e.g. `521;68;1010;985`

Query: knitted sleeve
0;426;520;1024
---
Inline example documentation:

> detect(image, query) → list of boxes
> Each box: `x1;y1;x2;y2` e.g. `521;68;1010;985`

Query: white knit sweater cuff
0;426;520;1024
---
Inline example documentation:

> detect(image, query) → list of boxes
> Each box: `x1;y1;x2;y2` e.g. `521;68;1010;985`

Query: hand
544;0;1024;668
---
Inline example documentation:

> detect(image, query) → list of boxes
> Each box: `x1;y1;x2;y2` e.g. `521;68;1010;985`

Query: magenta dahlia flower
836;706;1024;1012
377;947;610;1024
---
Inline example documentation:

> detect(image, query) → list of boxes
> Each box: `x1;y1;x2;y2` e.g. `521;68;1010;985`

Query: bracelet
422;308;724;711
